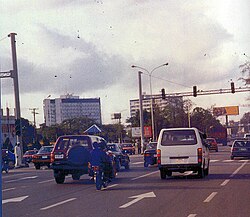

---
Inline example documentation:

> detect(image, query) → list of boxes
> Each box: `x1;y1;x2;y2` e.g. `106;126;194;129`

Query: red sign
144;126;152;138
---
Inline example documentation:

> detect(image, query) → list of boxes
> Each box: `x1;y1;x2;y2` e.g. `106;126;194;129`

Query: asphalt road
2;145;250;217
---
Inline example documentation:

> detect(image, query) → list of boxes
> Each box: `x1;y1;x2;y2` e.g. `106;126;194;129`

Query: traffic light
15;119;21;136
161;88;166;99
193;86;197;97
231;82;235;93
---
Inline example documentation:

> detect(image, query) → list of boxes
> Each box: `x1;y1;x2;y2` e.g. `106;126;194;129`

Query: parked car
244;133;250;139
144;142;157;167
206;137;218;152
121;143;135;155
107;143;130;171
157;127;210;179
230;140;250;160
51;135;105;184
32;146;53;169
23;149;38;163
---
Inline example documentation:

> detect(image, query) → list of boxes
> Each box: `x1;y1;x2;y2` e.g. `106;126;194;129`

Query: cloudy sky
0;0;249;125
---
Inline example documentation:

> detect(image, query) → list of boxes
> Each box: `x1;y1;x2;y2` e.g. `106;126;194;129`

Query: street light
132;63;168;141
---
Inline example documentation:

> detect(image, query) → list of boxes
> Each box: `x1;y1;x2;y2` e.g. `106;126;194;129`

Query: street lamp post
132;63;168;141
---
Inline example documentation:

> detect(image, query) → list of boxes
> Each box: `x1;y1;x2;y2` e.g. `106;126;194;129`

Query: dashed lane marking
203;192;218;203
131;171;158;181
40;198;76;210
220;179;230;186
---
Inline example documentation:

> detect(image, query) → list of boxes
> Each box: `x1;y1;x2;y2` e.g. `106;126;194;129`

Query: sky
0;0;249;126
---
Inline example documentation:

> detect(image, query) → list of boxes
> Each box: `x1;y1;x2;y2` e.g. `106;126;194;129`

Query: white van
157;127;210;179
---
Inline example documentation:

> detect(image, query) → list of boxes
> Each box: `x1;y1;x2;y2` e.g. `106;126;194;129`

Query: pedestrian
14;142;22;167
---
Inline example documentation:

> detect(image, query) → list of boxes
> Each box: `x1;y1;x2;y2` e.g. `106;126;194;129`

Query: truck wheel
160;169;166;179
55;171;65;184
35;164;40;170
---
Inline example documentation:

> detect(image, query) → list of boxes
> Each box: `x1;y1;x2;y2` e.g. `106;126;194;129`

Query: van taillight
157;149;161;164
197;148;202;163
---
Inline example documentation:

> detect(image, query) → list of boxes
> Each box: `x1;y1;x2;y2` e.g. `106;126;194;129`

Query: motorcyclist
90;140;113;182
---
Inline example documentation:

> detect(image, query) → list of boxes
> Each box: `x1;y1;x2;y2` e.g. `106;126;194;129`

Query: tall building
43;94;102;126
130;94;183;117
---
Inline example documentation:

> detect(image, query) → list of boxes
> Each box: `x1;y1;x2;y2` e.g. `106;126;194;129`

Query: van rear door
159;129;199;165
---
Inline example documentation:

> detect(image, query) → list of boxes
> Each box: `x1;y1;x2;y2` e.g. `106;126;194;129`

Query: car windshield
55;136;92;151
146;142;157;149
107;144;119;152
206;139;216;143
38;146;53;154
161;130;197;146
233;141;250;147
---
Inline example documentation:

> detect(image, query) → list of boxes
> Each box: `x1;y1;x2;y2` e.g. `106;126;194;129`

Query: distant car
32;146;53;169
231;140;250;160
107;143;130;171
23;149;38;163
121;143;135;155
206;138;218;152
143;142;157;167
244;133;250;140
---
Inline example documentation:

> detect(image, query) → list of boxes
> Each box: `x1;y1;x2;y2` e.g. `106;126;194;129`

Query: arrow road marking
5;176;38;183
2;196;29;204
119;192;156;208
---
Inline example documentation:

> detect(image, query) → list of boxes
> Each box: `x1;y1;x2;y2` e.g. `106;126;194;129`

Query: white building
43;94;102;126
130;94;183;117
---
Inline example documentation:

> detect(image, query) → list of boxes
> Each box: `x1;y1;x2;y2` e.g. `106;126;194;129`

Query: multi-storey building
43;94;102;126
130;94;183;117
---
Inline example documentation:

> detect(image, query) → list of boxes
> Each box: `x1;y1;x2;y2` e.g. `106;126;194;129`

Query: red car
23;149;38;163
206;138;218;152
32;146;53;169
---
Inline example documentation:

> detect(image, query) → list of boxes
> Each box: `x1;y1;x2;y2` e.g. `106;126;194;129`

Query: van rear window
55;136;92;150
161;130;197;146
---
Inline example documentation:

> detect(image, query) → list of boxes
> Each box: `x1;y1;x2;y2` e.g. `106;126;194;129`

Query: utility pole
29;108;39;127
138;71;145;152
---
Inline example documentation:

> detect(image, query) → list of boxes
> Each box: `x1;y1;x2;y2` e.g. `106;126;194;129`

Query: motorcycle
92;165;109;190
2;157;9;173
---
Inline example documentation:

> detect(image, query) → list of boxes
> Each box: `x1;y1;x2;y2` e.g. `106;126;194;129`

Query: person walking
14;142;22;167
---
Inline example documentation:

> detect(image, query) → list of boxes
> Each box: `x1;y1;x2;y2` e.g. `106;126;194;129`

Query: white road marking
187;214;197;217
106;184;118;189
204;192;218;203
210;160;219;162
131;171;158;181
230;161;247;178
2;196;29;204
40;198;76;210
38;179;55;184
5;176;38;183
223;160;234;162
132;162;144;165
220;179;230;186
119;192;156;208
239;160;249;162
2;187;16;192
2;173;28;179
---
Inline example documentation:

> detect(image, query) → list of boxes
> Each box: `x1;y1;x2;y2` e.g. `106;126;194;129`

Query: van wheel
198;167;205;178
35;164;40;170
160;169;166;179
204;164;209;176
54;171;65;184
166;171;172;177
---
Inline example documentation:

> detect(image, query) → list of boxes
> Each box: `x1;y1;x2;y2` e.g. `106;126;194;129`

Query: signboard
213;106;239;116
131;126;152;138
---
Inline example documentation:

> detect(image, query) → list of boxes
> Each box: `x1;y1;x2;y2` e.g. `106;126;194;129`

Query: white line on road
187;214;197;217
40;198;76;210
38;179;55;184
220;179;230;186
131;171;158;181
223;160;234;162
2;187;16;192
230;161;247;178
5;176;38;183
204;192;218;203
2;173;28;179
132;162;144;165
210;160;219;162
106;184;118;189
